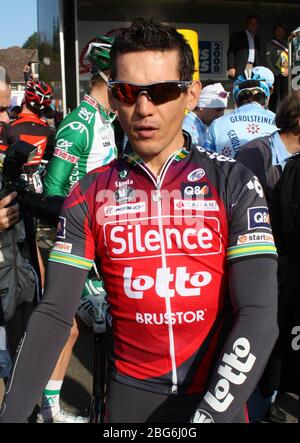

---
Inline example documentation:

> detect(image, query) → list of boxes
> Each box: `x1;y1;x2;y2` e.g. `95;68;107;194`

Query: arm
0;263;88;422
43;119;87;197
191;166;279;423
192;258;278;423
0;179;96;422
203;121;217;152
227;32;238;70
0;192;19;230
236;145;269;193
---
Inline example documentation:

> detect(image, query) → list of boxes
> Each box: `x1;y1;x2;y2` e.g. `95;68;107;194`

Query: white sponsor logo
104;202;146;217
191;409;214;423
183;184;210;197
56;139;74;150
237;232;274;245
78;107;93;123
54;148;79;165
187;168;206;182
105;220;221;259
247;177;264;198
136;310;206;325
207;152;236;162
291;326;300;351
69;122;87;133
174;200;219;211
114;179;134;188
124;266;212;299
204;338;256;413
53;241;73;254
248;207;271;231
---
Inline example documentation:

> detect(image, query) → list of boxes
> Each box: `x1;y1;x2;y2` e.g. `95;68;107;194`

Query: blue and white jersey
183;111;207;147
204;103;278;158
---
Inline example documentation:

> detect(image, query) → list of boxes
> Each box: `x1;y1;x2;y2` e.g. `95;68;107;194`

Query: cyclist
5;81;53;193
183;82;229;146
36;36;117;423
204;71;278;158
0;19;278;423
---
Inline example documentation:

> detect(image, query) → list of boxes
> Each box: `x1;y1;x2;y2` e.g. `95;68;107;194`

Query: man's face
246;18;259;35
0;83;11;124
275;27;285;41
109;50;199;161
197;107;224;126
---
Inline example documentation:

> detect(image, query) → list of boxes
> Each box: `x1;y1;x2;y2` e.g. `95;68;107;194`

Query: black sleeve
0;262;88;423
236;146;269;196
227;32;238;69
192;257;279;423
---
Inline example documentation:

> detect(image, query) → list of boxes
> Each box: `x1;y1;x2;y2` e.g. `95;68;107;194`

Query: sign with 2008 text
199;41;223;75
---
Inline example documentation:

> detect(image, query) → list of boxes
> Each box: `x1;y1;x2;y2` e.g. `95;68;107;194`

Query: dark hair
246;15;259;23
275;91;300;132
236;80;267;106
273;23;286;34
109;18;195;81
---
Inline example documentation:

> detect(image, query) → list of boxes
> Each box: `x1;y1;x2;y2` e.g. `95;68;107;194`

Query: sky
0;0;37;48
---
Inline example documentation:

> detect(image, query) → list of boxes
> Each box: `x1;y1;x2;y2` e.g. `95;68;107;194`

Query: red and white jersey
49;138;277;394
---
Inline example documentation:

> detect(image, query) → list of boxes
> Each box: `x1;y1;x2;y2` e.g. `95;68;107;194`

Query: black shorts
106;378;249;423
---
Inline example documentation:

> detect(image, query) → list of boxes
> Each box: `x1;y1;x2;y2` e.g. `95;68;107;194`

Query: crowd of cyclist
0;18;299;424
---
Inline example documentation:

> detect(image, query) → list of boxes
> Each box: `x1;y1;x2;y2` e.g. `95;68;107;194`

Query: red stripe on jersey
10;113;48;127
19;134;47;165
244;405;250;424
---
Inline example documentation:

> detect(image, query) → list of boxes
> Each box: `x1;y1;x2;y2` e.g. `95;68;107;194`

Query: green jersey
44;94;117;197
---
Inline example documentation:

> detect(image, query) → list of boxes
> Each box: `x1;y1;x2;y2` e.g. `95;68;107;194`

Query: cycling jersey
182;111;207;146
0;135;279;423
204;103;277;158
6;112;52;166
43;95;117;197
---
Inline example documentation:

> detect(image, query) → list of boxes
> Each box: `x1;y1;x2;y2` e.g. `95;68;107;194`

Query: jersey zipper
130;152;179;394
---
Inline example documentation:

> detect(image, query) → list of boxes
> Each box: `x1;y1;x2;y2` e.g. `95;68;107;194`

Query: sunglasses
0;106;9;113
107;80;192;105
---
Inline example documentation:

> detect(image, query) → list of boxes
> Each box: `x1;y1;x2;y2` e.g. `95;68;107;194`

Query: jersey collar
123;130;192;166
83;94;116;123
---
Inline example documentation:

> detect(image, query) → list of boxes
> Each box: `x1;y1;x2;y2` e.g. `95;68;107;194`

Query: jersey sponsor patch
56;139;74;150
174;200;219;211
204;338;256;413
181;183;211;199
246;178;264;198
104;216;222;260
125;266;212;299
136;309;206;325
187;168;205;182
57;216;66;239
246;123;260;134
53;241;73;254
247;206;271;231
104;202;146;217
54;148;79;165
237;232;274;245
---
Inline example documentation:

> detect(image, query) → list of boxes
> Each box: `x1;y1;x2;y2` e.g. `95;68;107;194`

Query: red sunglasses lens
111;82;184;105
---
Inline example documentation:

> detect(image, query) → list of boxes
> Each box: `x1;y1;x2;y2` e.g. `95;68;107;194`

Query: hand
23;65;33;82
23;65;31;74
227;68;236;79
0;192;19;230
